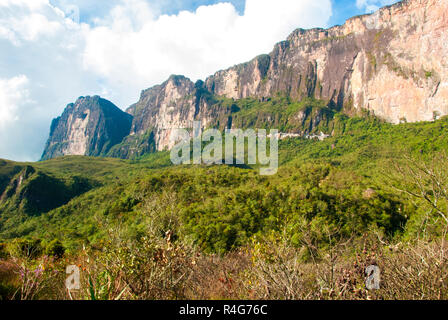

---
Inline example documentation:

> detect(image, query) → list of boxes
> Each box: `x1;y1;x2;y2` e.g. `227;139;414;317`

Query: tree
387;152;448;238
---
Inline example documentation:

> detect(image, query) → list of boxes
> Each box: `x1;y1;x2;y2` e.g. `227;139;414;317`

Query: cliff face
41;96;133;160
42;0;448;159
205;0;448;123
125;0;447;154
125;75;237;152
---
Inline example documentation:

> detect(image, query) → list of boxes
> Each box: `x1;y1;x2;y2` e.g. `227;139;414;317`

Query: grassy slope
0;113;447;252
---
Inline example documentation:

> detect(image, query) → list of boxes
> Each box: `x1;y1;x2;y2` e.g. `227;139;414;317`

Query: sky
0;0;399;161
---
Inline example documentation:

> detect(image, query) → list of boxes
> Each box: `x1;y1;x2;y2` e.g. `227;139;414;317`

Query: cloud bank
0;0;332;161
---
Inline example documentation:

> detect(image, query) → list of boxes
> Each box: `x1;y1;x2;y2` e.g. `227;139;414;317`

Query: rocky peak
41;96;133;160
125;0;448;155
203;0;448;123
42;0;448;159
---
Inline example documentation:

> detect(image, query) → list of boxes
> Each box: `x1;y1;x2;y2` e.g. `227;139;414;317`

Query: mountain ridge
41;0;448;160
41;96;133;160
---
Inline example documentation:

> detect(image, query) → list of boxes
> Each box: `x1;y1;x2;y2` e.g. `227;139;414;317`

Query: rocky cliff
41;96;133;160
204;0;447;123
124;75;238;153
42;0;448;159
125;0;447;153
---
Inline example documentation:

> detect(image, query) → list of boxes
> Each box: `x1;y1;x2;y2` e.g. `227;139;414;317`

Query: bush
9;239;42;259
45;240;65;259
0;261;18;300
71;230;197;300
0;243;7;259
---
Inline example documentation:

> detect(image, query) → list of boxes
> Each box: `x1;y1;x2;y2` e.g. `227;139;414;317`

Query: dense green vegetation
1;98;448;300
1;110;447;254
207;95;336;133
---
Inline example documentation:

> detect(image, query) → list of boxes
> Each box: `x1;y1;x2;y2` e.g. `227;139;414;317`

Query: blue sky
152;0;391;27
51;0;399;28
0;0;400;161
331;0;368;25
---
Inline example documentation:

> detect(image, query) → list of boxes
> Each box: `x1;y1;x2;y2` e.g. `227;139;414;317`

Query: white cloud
356;0;398;13
0;0;332;161
0;75;31;127
0;1;101;161
83;0;332;89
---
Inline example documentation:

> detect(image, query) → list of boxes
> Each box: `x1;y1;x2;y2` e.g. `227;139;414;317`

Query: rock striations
41;96;132;160
42;0;448;160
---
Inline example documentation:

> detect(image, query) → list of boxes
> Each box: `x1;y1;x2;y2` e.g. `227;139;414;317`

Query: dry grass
1;236;447;300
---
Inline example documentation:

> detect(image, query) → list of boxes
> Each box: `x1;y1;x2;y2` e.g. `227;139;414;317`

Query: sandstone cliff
41;96;133;160
204;0;447;123
125;0;447;153
42;0;448;159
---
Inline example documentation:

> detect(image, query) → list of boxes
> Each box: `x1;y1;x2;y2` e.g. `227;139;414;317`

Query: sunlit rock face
126;0;447;153
205;0;448;123
41;96;133;160
125;75;237;152
42;0;448;158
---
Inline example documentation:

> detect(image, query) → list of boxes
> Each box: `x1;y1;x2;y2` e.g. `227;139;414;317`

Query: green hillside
1;112;447;253
1;109;448;300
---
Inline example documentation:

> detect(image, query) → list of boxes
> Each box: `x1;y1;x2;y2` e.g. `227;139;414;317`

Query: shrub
45;240;65;259
0;243;8;260
0;261;18;300
9;239;42;259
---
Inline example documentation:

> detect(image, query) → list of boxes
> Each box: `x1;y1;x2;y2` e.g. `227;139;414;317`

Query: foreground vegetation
1;112;448;300
1;233;446;300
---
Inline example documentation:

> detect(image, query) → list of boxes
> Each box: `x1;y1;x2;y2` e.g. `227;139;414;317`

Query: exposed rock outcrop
124;0;447;154
41;96;133;160
124;75;236;152
204;0;448;123
42;0;448;159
